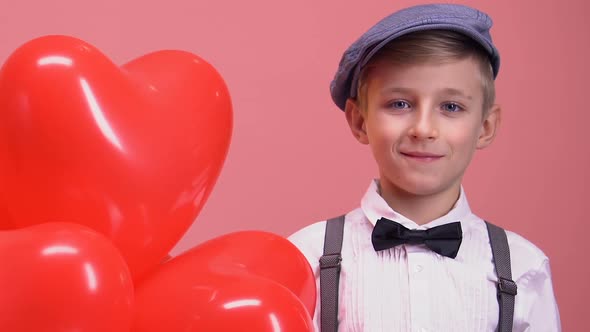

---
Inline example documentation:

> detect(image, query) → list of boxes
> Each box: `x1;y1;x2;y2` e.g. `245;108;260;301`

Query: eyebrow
380;87;414;95
440;88;473;100
380;87;473;100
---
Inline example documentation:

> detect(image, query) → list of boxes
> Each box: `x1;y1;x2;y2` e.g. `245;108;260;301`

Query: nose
407;107;438;140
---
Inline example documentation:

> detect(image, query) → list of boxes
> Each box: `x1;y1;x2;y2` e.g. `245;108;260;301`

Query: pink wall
1;0;587;329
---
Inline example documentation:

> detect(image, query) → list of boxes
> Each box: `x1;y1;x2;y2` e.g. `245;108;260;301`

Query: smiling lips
400;151;444;162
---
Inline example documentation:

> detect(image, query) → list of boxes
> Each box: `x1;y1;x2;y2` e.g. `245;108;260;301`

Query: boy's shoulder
288;219;327;271
287;208;365;264
503;227;551;281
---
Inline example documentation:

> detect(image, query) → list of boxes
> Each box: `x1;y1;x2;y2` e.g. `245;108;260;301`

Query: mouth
400;151;444;162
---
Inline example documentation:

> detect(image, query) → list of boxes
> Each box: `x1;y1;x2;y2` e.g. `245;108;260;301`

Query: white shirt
289;181;561;332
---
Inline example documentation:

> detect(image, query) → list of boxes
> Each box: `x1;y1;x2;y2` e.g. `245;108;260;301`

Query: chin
403;184;446;197
393;178;453;197
380;169;460;197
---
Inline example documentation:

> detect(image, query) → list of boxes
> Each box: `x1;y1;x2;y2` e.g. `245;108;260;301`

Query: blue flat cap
330;3;500;111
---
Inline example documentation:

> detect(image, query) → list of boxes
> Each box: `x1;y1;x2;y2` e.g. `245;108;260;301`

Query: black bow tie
371;218;463;258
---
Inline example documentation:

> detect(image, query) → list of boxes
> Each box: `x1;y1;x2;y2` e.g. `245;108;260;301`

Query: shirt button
414;265;423;273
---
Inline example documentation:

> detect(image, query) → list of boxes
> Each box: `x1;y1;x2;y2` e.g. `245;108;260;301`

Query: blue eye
442;103;462;112
390;100;410;109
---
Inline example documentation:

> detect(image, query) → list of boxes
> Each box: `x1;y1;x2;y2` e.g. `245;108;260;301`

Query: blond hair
356;30;496;112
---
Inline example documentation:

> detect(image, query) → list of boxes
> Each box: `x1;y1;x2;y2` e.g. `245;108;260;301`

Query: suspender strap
319;215;345;332
485;221;517;332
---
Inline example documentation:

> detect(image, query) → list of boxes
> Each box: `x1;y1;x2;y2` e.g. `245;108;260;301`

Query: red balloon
0;222;134;332
132;231;317;331
139;231;316;315
134;271;313;332
0;35;233;279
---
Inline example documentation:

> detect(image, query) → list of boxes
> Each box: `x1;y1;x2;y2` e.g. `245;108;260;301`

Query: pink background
1;0;587;330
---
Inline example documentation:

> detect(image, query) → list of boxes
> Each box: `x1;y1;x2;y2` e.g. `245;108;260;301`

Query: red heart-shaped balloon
134;272;313;332
133;231;316;331
0;35;233;279
0;222;134;332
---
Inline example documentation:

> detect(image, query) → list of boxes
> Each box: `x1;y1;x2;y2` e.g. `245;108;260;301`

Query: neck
378;181;461;225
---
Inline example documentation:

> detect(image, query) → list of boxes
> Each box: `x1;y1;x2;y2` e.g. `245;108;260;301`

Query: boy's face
345;57;500;198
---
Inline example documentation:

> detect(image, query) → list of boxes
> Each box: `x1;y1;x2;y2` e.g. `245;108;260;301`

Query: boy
288;3;561;332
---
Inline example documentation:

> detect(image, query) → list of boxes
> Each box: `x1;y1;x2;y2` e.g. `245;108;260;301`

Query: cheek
369;126;403;152
446;114;482;137
366;122;401;158
446;126;482;154
367;114;404;139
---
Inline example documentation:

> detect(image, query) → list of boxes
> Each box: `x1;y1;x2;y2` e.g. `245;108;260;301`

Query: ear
476;104;501;149
345;98;369;145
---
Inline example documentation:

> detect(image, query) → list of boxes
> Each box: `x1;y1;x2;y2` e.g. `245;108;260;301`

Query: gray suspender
320;216;517;332
486;221;518;332
319;215;345;332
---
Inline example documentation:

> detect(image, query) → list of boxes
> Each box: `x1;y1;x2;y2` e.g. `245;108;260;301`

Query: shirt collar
361;179;473;231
